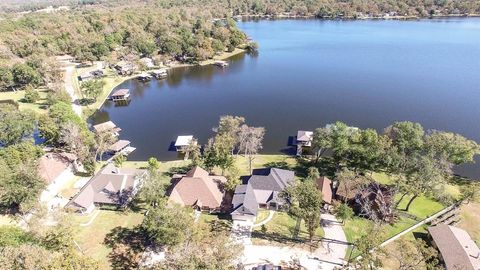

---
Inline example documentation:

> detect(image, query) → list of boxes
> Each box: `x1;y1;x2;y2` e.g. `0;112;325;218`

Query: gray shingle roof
231;168;294;217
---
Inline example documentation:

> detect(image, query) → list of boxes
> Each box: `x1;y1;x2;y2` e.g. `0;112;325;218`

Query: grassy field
0;89;49;113
255;209;271;224
71;210;144;270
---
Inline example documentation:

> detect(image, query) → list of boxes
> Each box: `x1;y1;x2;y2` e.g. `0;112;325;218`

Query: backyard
0;88;49;113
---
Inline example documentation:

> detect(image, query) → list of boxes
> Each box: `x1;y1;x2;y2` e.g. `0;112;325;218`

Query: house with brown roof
428;224;480;270
316;176;333;205
38;152;78;203
66;163;146;214
168;166;227;212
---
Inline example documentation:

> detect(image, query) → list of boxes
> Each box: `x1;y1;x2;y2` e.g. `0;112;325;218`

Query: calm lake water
92;18;480;178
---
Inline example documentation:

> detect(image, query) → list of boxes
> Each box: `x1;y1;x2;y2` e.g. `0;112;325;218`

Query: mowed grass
0;89;49;113
255;209;271;224
252;211;324;244
71;210;144;270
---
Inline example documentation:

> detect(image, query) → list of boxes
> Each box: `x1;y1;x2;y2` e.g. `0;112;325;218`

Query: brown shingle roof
168;166;226;210
66;163;145;210
428;224;480;270
108;140;131;152
93;121;121;133
38;153;73;184
316;176;333;204
111;89;130;97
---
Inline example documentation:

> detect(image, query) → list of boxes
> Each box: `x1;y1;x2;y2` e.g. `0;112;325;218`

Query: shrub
23;86;40;103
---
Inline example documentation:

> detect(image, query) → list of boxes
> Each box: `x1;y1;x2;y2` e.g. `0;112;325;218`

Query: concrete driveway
234;213;349;270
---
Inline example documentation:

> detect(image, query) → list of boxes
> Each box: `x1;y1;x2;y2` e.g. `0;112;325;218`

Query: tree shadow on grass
104;226;150;270
162;164;193;178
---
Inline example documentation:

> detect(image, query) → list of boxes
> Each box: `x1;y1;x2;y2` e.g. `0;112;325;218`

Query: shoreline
86;48;246;117
236;13;480;21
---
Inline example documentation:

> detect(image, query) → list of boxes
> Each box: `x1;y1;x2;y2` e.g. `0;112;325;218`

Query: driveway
63;65;82;116
235;213;349;270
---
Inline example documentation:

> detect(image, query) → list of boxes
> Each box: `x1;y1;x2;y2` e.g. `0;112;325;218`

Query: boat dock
214;60;229;68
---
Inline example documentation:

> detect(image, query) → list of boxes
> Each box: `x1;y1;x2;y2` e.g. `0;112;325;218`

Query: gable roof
168;166;226;209
93;121;121;133
297;130;313;142
231;168;295;217
428;224;480;270
316;176;333;204
66;163;145;210
112;89;130;97
38;153;74;184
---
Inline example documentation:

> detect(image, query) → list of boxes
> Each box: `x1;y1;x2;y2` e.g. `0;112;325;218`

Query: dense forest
0;0;479;91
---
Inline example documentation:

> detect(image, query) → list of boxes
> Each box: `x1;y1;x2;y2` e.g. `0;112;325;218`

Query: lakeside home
168;166;227;212
231;168;294;222
66;163;146;214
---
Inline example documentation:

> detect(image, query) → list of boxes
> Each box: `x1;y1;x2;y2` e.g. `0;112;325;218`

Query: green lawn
252;211;324;245
0;89;49;113
76;67;135;118
71;210;144;270
255;209;271;225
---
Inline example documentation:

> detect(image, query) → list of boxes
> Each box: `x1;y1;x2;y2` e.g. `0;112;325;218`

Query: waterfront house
174;135;195;151
296;130;313;155
114;61;136;75
168;166;227;212
66;163;146;214
428;224;480;270
92;121;121;136
111;89;130;101
231;168;295;222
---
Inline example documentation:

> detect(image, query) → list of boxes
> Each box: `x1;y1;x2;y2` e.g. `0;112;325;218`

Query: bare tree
237;125;265;174
356;182;396;225
95;130;117;161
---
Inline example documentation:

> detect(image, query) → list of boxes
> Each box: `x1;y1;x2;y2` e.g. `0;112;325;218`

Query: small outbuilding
111;89;130;101
296;130;313;155
92;121;121;135
108;140;132;154
174;135;195;151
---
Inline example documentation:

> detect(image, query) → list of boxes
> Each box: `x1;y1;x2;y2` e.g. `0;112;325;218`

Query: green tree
0;104;36;146
283;180;323;242
23;85;40;103
224;165;241;191
312;127;332;162
81;79;104;102
0;66;14;90
148;157;160;172
424;130;479;165
11;63;42;87
142;203;194;247
335;203;353;225
113;154;127;167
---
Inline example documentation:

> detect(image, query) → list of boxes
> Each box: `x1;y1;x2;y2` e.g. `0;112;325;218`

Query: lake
92;18;480;178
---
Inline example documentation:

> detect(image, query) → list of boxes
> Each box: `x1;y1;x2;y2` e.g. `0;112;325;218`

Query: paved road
63;65;82;116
